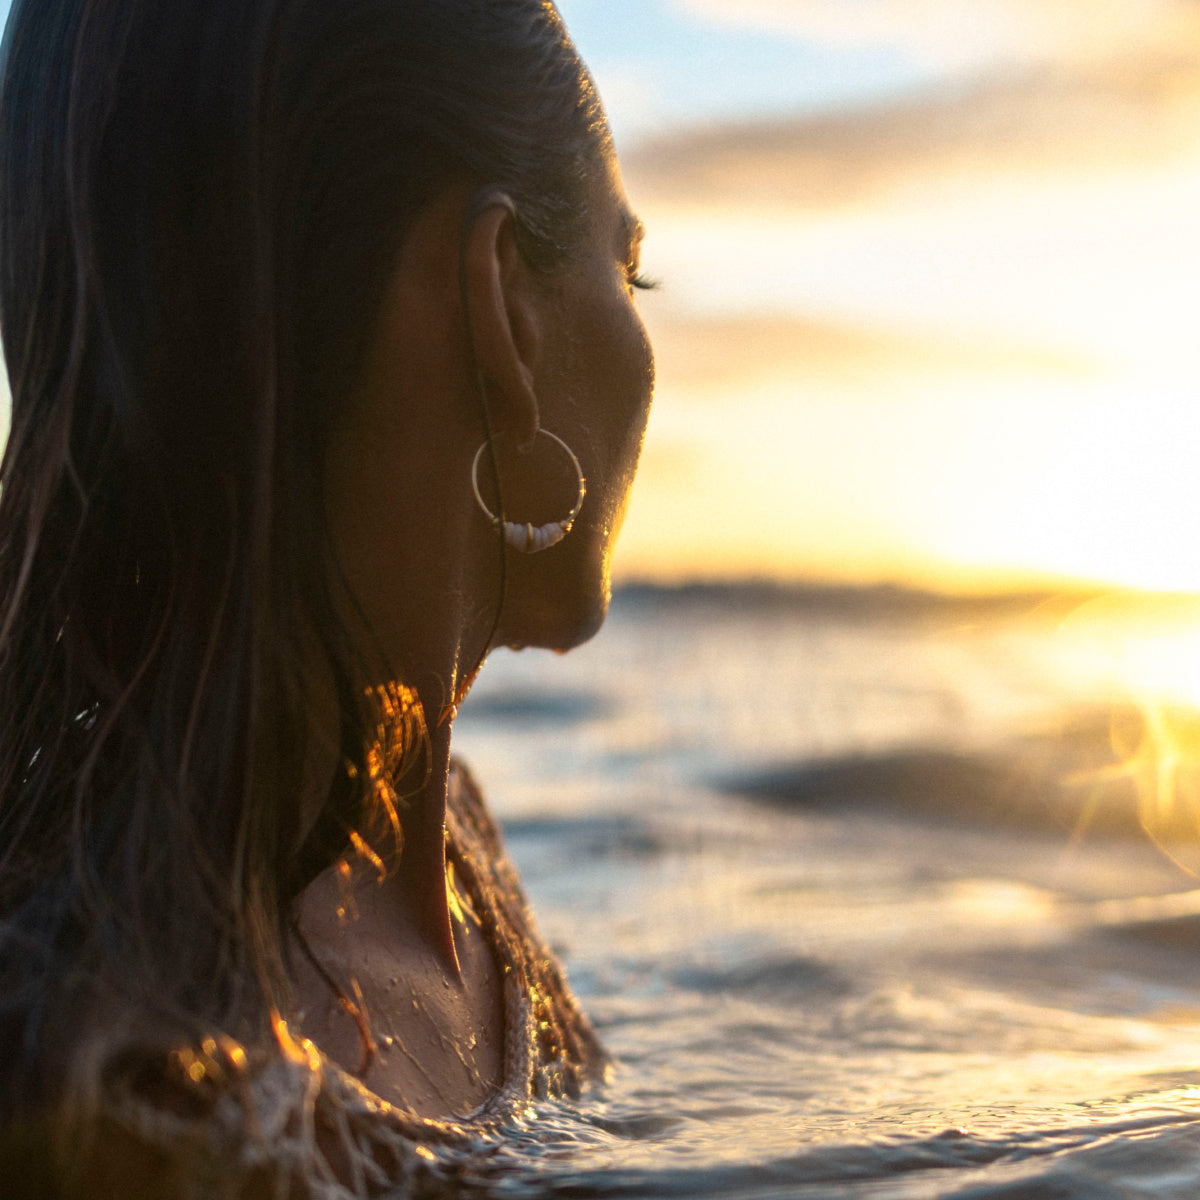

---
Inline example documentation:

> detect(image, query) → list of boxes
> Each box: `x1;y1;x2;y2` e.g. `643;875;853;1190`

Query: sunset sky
558;0;1200;592
2;1;1200;593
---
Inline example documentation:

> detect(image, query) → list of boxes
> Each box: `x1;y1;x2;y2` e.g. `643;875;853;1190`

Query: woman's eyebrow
619;212;648;261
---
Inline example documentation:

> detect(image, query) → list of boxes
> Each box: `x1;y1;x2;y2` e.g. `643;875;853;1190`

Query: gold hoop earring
471;428;586;554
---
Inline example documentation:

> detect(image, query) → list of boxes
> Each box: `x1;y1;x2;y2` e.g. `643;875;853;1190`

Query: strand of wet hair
443;185;515;723
291;921;378;1076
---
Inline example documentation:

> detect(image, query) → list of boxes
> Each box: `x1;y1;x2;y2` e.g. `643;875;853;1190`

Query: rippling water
449;584;1200;1199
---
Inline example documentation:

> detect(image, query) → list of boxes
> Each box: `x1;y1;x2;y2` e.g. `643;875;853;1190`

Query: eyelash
629;272;660;292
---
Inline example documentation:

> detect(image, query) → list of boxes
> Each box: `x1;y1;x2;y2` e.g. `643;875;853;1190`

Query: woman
0;0;654;1193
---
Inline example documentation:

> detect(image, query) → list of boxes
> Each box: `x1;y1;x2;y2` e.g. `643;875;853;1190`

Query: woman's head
0;0;611;657
0;0;627;1110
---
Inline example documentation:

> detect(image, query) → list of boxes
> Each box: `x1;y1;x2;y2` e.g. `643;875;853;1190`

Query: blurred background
7;3;1200;1193
559;0;1200;593
449;9;1200;1194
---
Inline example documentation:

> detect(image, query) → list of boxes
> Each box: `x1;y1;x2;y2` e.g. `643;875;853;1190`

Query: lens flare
1055;595;1200;872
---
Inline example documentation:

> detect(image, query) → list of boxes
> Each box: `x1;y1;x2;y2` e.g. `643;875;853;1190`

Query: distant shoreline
610;577;1130;622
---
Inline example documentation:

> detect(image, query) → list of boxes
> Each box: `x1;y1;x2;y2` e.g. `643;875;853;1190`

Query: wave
427;1097;1200;1199
716;702;1200;843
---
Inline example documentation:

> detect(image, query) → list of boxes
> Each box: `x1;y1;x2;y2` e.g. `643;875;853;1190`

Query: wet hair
0;0;606;1116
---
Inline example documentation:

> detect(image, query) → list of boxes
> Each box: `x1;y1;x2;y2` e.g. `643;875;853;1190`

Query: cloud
646;313;1097;394
673;0;1198;75
608;0;1200;591
624;48;1200;215
620;21;1200;355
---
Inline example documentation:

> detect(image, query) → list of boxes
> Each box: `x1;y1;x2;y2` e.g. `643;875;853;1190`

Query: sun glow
1047;596;1200;868
1119;632;1200;713
606;16;1200;594
1076;701;1200;870
1058;595;1200;709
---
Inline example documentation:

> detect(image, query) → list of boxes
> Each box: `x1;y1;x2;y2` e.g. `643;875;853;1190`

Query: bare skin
291;771;505;1116
288;148;654;1118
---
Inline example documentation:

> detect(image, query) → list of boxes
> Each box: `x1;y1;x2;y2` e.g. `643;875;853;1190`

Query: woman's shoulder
3;766;603;1199
446;758;504;852
444;757;535;928
445;758;608;1096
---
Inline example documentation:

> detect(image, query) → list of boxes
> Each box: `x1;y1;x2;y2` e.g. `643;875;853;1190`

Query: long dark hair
0;0;605;1116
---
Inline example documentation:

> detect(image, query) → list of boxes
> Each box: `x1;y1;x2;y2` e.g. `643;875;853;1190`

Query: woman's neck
289;702;505;1112
393;717;462;974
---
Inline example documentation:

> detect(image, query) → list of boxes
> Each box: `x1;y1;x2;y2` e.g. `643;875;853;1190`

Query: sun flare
1049;596;1200;869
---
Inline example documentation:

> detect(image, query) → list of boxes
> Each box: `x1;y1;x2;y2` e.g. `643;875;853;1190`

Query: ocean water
449;584;1200;1199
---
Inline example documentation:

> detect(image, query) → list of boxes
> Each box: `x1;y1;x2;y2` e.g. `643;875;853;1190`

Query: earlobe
461;192;542;451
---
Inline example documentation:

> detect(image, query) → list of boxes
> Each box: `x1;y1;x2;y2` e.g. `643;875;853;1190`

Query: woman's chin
497;533;616;653
503;573;612;654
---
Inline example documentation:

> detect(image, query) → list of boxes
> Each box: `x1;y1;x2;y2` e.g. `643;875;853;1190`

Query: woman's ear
462;193;542;452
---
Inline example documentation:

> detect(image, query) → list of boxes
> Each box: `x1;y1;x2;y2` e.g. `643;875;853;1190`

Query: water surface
450;584;1200;1199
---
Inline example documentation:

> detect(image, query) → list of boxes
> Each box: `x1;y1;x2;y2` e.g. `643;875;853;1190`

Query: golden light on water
1092;702;1200;872
1051;596;1200;869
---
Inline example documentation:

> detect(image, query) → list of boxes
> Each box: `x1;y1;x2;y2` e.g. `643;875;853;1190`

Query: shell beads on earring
505;520;570;553
471;429;586;555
